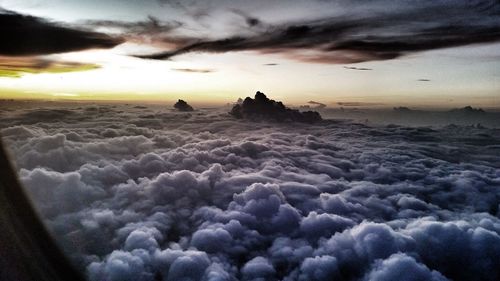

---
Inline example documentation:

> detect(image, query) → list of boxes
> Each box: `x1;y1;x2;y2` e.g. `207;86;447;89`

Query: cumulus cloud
363;253;449;281
230;91;322;123
1;101;500;281
173;99;195;111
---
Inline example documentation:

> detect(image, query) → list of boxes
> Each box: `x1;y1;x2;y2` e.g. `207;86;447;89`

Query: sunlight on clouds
0;56;100;78
51;92;80;97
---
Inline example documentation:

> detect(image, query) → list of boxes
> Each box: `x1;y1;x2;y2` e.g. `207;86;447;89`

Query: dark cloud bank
3;1;500;66
0;8;122;56
134;1;500;64
0;7;121;76
1;102;500;281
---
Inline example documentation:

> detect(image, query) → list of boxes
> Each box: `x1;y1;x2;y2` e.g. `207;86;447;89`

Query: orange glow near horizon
1;45;499;109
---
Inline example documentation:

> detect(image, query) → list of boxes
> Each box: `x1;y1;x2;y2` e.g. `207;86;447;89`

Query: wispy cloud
343;66;373;71
307;100;327;108
337;102;384;107
83;16;181;33
172;68;215;73
230;9;263;28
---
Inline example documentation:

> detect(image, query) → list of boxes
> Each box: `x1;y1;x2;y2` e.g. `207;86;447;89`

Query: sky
0;0;499;107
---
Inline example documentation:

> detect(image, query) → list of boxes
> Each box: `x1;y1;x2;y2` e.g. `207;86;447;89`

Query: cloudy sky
0;0;500;107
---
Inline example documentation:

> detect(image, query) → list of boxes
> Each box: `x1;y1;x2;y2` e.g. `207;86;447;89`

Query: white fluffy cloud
1;103;500;281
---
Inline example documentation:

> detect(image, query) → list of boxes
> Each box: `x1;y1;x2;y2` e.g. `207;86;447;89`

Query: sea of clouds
1;102;499;281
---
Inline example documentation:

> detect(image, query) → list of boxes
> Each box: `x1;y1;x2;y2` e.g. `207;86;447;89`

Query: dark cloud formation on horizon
133;1;500;64
1;102;500;281
230;91;322;123
173;99;194;111
449;106;486;115
319;107;500;128
0;8;123;56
